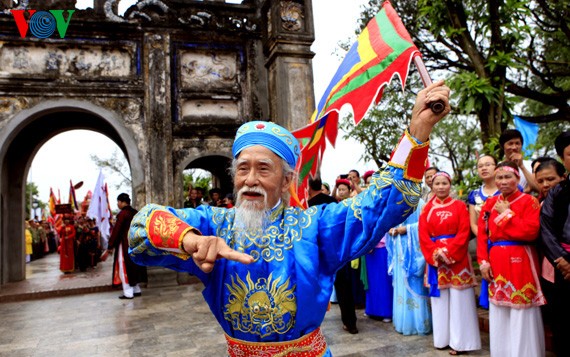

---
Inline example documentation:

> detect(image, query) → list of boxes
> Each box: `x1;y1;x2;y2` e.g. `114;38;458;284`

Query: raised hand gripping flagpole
413;56;445;114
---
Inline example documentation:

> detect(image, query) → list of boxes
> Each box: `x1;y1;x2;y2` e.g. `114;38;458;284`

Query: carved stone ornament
179;51;238;92
104;0;169;22
177;10;257;32
102;0;258;32
280;0;304;32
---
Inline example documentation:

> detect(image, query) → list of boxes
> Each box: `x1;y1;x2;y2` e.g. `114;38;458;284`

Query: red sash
225;328;327;357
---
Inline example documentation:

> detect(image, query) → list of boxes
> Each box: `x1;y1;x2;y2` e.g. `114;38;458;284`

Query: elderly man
129;81;450;356
499;129;538;192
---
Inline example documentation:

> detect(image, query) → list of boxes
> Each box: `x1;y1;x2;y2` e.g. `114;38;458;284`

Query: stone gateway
0;0;316;284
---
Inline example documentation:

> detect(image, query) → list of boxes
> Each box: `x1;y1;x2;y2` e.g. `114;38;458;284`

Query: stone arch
0;99;143;284
178;152;233;205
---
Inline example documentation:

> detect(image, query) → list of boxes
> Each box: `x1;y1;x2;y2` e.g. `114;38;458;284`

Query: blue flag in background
514;116;539;157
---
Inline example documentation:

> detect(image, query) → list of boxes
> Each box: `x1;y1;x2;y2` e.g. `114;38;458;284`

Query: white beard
234;186;270;232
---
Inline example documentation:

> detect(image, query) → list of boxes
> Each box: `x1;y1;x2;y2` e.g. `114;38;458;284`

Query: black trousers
76;243;90;272
334;263;357;330
550;272;570;357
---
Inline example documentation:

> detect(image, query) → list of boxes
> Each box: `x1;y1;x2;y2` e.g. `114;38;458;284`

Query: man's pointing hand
182;231;254;273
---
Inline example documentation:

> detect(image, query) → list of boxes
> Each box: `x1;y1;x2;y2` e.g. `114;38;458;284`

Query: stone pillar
143;31;175;206
262;0;315;131
1;142;28;283
94;0;108;15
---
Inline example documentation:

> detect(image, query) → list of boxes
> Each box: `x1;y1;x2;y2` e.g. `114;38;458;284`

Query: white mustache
237;186;267;200
234;186;270;232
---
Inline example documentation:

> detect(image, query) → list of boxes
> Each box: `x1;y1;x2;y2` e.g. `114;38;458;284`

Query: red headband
432;171;451;182
495;166;520;177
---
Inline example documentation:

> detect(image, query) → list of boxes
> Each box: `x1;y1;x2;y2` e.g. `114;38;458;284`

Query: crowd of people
24;193;148;301
183;186;234;209
24;215;101;273
26;121;568;356
307;129;569;356
124;82;570;356
129;125;569;355
24;219;58;263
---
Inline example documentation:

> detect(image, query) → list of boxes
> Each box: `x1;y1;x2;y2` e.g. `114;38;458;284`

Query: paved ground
0;253;112;303
0;254;492;356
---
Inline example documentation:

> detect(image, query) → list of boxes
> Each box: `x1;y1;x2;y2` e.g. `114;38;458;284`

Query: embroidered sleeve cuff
432;248;441;267
389;129;430;182
147;210;201;260
439;247;454;265
178;227;202;256
493;209;515;226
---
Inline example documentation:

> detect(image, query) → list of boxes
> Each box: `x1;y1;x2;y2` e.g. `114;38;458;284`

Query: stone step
146;266;179;288
0;285;113;303
0;273;202;303
145;267;201;288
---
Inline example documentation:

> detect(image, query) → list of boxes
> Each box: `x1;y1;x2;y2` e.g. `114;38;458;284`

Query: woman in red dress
477;161;545;357
419;172;481;355
59;216;76;273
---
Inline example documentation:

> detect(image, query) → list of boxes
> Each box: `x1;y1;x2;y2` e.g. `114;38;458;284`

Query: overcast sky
312;0;377;187
28;0;373;207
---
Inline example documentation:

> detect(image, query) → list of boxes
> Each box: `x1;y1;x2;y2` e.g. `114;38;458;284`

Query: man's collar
270;199;282;211
268;199;285;221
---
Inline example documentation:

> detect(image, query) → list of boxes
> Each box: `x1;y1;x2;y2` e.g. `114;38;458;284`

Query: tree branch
444;0;488;78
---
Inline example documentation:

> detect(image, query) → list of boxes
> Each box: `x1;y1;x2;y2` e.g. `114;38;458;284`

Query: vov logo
11;10;75;39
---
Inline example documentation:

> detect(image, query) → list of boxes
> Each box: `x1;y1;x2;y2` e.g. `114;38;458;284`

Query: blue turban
232;121;300;168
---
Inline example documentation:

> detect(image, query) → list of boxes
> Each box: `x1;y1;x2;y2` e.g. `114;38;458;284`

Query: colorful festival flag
291;1;421;207
86;170;112;248
49;188;57;217
54;214;63;234
53;187;64;232
68;180;78;211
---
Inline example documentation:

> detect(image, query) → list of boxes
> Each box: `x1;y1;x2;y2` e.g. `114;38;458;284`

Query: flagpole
413;56;445;114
